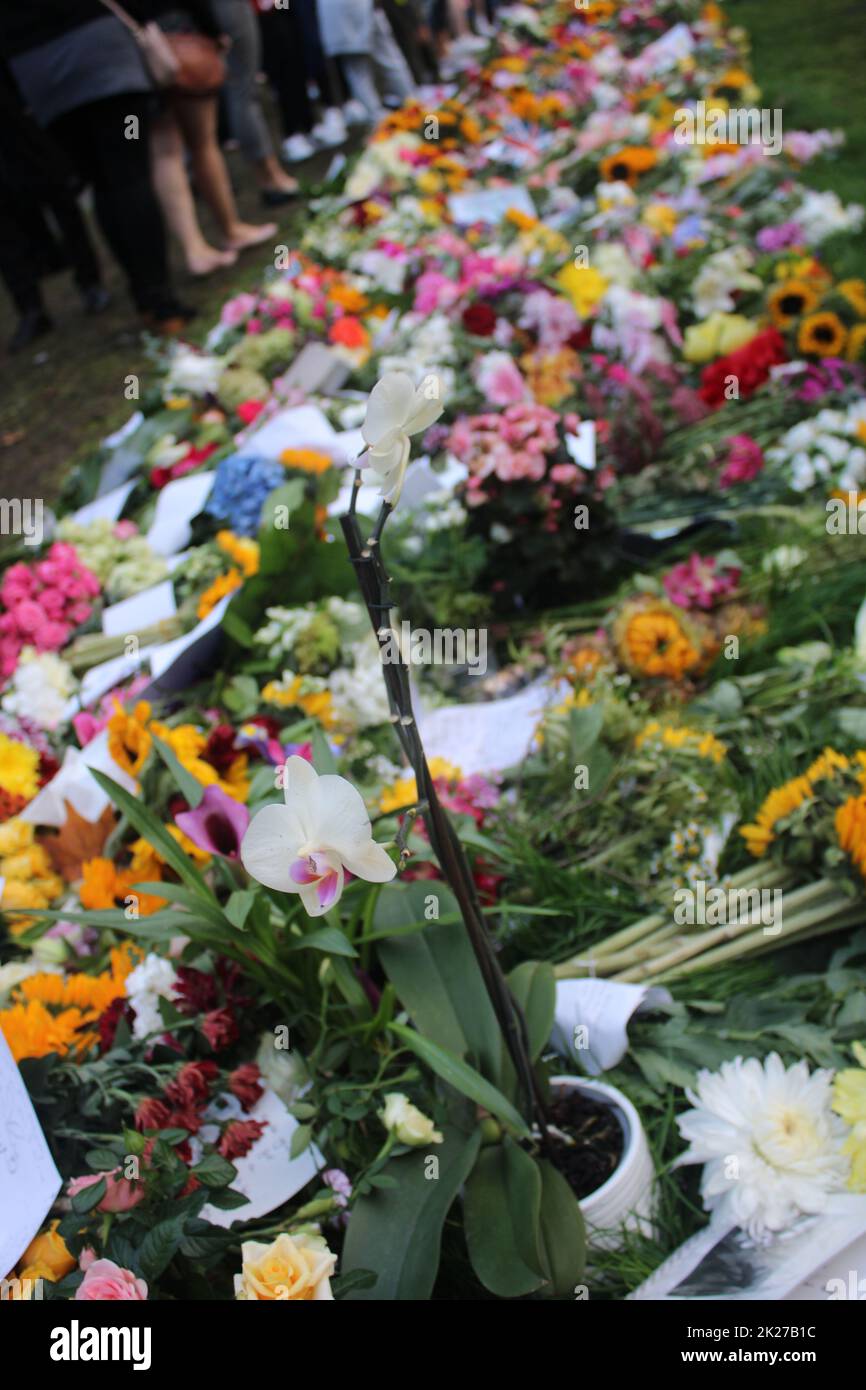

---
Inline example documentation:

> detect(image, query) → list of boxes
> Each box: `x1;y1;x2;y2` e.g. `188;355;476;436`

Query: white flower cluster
125;953;179;1041
796;189;865;244
1;649;76;730
327;638;391;730
766;402;866;492
691;245;762;319
379;315;457;400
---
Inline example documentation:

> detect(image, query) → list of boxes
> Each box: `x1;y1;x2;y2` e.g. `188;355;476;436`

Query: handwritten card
0;1031;62;1277
200;1089;323;1229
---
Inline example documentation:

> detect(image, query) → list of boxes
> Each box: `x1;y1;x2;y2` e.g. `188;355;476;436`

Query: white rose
380;1092;443;1146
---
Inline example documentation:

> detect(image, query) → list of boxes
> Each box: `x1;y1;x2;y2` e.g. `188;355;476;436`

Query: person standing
140;1;277;276
0;0;191;332
317;0;414;125
210;0;299;203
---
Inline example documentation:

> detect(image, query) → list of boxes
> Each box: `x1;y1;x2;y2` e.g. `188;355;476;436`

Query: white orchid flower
241;755;396;916
360;370;444;504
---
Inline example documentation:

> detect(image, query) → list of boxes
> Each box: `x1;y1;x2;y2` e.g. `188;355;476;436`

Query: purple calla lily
175;784;250;860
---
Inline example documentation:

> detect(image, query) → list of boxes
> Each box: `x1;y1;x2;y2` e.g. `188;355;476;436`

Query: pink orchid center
289;850;341;909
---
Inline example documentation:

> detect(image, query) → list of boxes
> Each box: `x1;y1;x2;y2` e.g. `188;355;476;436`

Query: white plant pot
550;1074;657;1250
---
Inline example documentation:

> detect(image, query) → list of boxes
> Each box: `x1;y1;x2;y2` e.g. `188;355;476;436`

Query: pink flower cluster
663;553;741;611
449;403;560;497
0;542;100;678
719;433;764;487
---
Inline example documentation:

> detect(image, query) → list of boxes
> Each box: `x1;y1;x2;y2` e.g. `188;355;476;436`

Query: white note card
101;579;177;637
0;1031;62;1277
200;1089;323;1228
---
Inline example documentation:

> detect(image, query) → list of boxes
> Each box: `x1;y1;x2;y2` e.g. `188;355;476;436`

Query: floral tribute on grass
3;0;866;1305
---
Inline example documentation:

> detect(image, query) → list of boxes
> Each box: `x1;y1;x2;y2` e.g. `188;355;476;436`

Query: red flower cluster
173;959;251;1052
135;1059;266;1163
699;328;788;408
462;302;497;337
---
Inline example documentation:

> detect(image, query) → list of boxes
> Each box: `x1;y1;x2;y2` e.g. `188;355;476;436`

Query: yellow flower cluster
0;732;40;800
148;719;249;800
261;673;337;731
740;747;854;857
379;758;463;815
635;721;728;764
0;945;137;1062
0;819;63;936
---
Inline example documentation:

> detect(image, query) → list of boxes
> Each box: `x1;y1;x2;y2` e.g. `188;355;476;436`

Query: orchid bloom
175;784;250;860
360;371;445;504
240;755;396;916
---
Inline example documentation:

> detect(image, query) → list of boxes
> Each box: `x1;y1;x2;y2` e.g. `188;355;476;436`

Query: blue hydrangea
205;453;286;536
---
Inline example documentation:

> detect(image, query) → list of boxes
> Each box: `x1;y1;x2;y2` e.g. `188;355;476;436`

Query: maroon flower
173;966;219;1016
201;1007;239;1051
461;301;497;337
97;996;131;1054
164;1060;219;1109
229;1063;264;1111
135;1097;172;1132
203;724;240;776
217;1118;266;1160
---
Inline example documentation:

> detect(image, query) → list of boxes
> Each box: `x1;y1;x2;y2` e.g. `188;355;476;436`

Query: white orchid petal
298;880;331;916
340;838;397;883
365;437;406;478
313;773;377;856
362;372;415;446
241;803;305;892
406;385;445;435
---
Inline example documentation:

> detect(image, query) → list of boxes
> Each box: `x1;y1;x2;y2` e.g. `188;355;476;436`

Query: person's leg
211;0;297;194
340;54;385;123
172;94;277;252
257;5;316;139
370;10;415;104
150;102;237;275
0;204;53;350
49;96;190;326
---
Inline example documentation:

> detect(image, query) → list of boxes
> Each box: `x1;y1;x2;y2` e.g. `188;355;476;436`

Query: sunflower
836;794;866;881
740;774;814;857
767;279;819;329
108;700;152;778
600;146;658;186
837;279;866;318
797;311;847;357
620;606;703;680
846;323;866;363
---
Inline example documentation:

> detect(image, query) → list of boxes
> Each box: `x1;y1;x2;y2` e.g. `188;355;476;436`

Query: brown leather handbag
97;0;226;97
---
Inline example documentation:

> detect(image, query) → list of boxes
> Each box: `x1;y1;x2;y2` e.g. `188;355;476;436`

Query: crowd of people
0;0;499;352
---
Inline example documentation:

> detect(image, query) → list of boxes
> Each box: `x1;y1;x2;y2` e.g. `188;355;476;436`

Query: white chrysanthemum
675;1053;849;1240
2;650;75;730
125;953;179;1041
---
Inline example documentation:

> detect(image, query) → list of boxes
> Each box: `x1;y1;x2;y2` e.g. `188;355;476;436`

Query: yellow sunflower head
797;311;847;358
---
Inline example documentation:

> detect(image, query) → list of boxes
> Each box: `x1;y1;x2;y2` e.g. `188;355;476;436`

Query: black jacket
0;0;219;58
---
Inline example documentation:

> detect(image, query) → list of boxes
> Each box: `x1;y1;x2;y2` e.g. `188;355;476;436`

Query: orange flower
619;604;705;680
197;569;243;620
328;284;369;313
280;448;333;475
600;146;658;186
798;312;847;358
836;794;866;880
107;700;152;778
328;317;369;350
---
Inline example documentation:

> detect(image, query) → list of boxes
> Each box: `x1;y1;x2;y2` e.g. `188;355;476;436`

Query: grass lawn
728;0;866;275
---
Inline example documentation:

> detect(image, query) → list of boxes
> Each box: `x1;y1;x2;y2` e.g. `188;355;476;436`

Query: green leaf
287;926;357;957
568;703;603;761
376;882;501;1078
150;732;205;808
84;1147;122;1171
332;1269;377;1299
192;1152;238;1189
88;770;213;900
464;1140;547;1297
138;1215;188;1282
340;1124;481;1300
310;724;337;775
389;1023;530;1137
290;1124;312;1158
506;961;555;1064
225;890;255;931
536;1158;587;1297
70;1177;107;1214
131;881;229;934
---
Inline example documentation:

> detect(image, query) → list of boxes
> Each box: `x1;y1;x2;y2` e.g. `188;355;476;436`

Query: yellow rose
683;312;758;363
234;1231;337;1301
380;1092;444;1146
556;263;609;318
18;1222;76;1280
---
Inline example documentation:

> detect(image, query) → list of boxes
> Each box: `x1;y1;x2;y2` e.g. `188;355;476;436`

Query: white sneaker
311;107;347;148
342;99;371;127
282;133;317;163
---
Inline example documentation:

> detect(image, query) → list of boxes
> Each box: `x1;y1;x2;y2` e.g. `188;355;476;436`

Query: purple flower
756;221;805;253
175;785;250;860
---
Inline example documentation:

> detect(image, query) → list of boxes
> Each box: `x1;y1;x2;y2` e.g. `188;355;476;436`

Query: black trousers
47;93;173;314
257;5;315;136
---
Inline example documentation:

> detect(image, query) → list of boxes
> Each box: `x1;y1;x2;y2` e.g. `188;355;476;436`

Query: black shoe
80;283;112;314
261;186;299;207
8;308;53;353
140;298;197;335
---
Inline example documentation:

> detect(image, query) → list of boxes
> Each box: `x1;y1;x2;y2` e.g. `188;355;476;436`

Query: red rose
229;1063;264;1111
202;1006;239;1051
699;328;787;409
135;1097;172;1132
462;302;497;337
217;1118;266;1160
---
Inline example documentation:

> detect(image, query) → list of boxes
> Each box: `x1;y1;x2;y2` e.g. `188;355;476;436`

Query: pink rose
76;1257;148;1301
68;1169;145;1213
474;352;528;406
10;599;44;633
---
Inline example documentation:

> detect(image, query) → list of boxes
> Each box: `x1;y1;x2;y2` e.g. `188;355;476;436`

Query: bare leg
149;106;237;276
172;95;277;252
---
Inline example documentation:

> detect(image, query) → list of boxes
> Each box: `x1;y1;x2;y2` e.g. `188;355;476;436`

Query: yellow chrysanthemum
623;610;701;680
261;676;337;731
0;733;40;800
108;700;152;778
197;568;243;620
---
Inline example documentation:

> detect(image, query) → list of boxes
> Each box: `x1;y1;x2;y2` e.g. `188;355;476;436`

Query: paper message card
0;1031;62;1278
200;1090;323;1229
